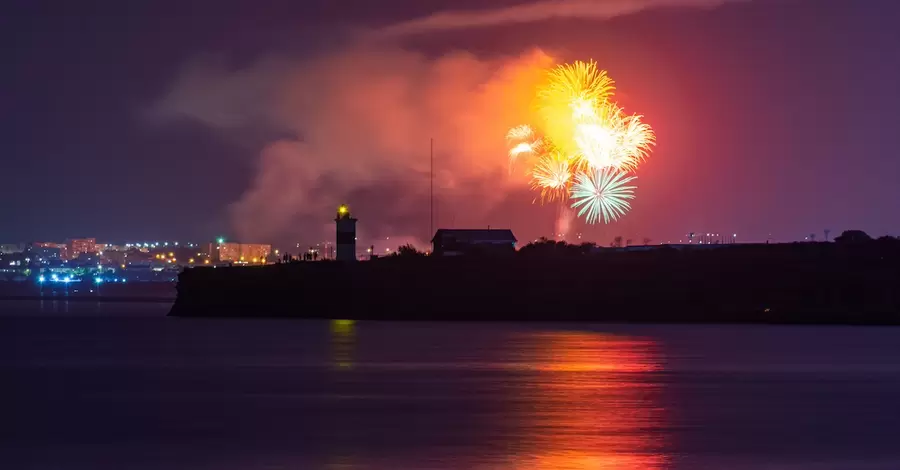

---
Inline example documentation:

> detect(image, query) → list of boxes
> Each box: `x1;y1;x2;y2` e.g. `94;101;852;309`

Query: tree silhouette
834;230;871;244
824;229;831;241
612;236;623;248
643;237;652;245
519;239;598;257
396;243;425;257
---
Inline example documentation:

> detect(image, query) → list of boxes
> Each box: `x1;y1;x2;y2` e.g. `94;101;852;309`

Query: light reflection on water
4;307;900;469
496;332;668;469
324;323;669;469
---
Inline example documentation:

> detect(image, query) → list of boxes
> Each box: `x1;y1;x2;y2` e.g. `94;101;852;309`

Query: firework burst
538;60;615;118
570;168;637;225
531;152;574;203
572;103;655;172
505;124;542;170
506;125;535;143
505;59;654;225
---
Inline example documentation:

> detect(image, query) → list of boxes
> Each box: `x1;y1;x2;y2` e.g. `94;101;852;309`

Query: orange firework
506;60;655;224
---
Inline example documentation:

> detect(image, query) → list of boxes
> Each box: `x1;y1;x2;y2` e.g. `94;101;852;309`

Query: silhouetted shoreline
170;237;900;325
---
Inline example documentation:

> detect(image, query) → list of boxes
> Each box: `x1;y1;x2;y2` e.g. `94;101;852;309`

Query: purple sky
2;0;898;247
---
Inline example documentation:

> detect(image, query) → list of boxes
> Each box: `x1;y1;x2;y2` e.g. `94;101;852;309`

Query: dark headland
170;234;900;324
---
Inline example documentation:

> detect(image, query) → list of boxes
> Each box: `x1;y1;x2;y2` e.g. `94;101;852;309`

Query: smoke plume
150;47;554;245
376;0;748;37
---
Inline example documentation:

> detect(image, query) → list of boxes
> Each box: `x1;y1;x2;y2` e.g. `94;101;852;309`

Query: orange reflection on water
503;331;669;470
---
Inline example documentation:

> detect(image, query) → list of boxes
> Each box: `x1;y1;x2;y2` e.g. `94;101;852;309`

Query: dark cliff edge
169;241;900;324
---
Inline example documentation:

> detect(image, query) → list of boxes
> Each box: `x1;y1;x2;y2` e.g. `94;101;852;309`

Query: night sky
3;0;898;248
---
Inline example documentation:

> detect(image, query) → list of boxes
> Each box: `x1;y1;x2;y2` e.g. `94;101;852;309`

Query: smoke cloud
150;0;754;247
376;0;748;37
150;47;554;246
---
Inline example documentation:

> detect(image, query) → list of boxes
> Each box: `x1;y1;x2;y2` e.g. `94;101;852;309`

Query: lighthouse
335;204;357;261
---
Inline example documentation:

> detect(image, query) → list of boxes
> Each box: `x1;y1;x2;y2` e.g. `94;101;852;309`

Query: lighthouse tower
335;204;357;261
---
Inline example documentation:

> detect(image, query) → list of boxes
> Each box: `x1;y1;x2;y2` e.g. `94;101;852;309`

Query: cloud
151;46;554;246
376;0;748;37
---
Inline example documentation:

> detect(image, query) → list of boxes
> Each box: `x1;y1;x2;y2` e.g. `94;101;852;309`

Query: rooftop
431;229;517;244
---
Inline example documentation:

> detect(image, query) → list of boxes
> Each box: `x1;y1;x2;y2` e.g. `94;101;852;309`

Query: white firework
506;124;535;143
530;152;573;203
569;168;636;224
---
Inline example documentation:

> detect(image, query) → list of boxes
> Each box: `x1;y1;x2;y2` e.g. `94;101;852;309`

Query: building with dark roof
431;229;517;256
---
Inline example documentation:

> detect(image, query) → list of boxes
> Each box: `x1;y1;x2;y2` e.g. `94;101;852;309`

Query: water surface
2;301;900;469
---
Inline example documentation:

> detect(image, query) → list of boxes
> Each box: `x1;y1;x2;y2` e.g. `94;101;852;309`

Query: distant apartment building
0;243;25;254
207;242;272;263
67;238;96;259
33;242;68;260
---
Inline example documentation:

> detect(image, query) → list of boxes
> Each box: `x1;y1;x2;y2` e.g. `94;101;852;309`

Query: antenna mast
430;138;434;239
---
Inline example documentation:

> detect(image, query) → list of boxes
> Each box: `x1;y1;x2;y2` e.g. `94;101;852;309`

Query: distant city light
38;275;45;283
94;278;103;284
217;237;225;244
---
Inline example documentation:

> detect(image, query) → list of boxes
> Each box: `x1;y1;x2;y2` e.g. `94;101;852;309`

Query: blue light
94;277;103;284
38;275;45;283
63;276;71;283
51;274;59;281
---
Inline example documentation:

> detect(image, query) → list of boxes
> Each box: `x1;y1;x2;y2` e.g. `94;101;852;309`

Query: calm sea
2;300;900;469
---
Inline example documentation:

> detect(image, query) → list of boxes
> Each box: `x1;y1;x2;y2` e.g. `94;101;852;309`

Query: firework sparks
506;124;542;170
538;60;615;118
506;124;535;143
508;141;538;159
531;152;573;203
572;103;655;172
570;168;637;224
505;59;654;225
